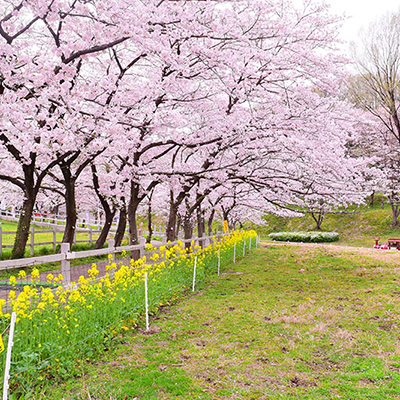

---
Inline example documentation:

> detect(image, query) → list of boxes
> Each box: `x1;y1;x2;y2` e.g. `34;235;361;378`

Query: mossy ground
39;243;400;399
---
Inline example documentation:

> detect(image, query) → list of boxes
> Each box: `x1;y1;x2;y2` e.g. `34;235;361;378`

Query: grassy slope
253;196;400;248
42;244;400;399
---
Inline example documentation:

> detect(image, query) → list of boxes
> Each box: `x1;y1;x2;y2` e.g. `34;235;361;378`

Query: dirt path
262;240;400;265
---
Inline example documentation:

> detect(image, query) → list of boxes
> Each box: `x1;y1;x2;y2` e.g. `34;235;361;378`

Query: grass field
39;242;400;399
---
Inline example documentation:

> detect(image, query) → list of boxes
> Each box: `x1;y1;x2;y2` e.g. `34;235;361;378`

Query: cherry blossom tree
0;0;374;258
0;0;138;257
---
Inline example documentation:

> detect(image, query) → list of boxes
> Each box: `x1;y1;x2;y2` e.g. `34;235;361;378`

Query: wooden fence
0;209;110;230
0;225;105;256
0;209;165;236
0;209;166;256
0;233;224;285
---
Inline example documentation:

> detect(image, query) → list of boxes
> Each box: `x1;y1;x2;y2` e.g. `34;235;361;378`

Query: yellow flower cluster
0;230;257;324
0;230;257;387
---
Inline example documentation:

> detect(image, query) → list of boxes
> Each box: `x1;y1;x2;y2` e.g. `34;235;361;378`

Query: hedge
269;231;339;243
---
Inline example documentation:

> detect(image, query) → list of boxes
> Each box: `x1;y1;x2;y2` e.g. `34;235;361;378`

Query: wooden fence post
108;239;115;263
139;244;145;259
53;226;57;252
30;226;35;256
0;224;2;257
60;243;71;285
89;227;93;246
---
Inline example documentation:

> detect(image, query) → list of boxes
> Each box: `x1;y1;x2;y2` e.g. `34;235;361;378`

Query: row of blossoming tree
0;0;374;259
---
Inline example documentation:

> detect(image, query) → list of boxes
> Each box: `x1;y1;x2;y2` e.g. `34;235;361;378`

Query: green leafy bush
269;231;339;243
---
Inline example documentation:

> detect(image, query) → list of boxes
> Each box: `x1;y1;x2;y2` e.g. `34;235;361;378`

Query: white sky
326;0;399;44
292;0;399;51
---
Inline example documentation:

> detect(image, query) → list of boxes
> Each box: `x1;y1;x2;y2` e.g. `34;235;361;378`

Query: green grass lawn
39;243;400;399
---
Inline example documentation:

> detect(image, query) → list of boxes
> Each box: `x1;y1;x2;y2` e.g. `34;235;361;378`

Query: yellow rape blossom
31;268;40;282
18;270;26;280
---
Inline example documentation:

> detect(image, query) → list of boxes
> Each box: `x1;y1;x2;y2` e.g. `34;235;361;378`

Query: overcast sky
292;0;399;51
326;0;399;44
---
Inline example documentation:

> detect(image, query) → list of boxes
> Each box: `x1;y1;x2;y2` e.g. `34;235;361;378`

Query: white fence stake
218;248;221;276
192;256;197;292
3;311;17;400
249;237;252;251
233;243;236;263
243;240;246;257
255;235;258;248
144;272;149;331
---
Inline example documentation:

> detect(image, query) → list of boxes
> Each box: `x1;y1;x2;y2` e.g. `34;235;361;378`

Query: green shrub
38;246;50;255
269;231;339;243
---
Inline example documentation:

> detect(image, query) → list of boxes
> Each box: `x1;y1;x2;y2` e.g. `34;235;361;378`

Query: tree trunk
114;204;127;247
311;211;324;230
166;191;179;242
369;191;375;207
176;213;182;239
207;209;215;236
391;206;399;227
183;214;193;250
390;193;400;227
196;205;206;248
11;164;37;259
128;182;142;259
221;206;231;230
94;209;116;249
146;190;154;244
146;200;153;245
11;191;35;259
61;168;77;246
